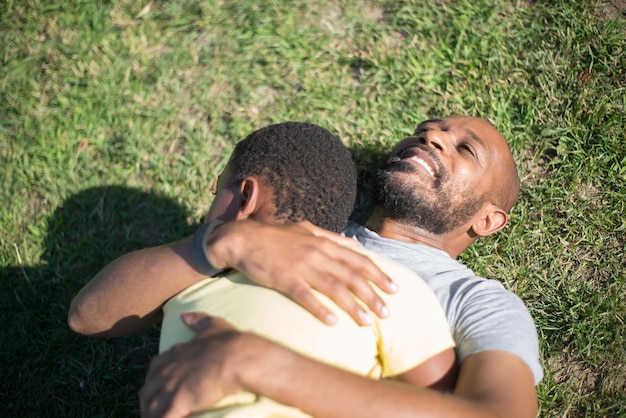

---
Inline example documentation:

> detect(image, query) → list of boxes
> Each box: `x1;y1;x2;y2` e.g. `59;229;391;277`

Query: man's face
373;116;508;235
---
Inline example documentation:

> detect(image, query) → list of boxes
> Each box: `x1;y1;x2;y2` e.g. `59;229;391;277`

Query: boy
157;122;455;417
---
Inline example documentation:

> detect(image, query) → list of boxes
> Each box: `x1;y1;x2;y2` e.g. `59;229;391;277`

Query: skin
68;166;394;337
69;116;538;418
369;115;512;257
211;164;457;390
141;312;535;418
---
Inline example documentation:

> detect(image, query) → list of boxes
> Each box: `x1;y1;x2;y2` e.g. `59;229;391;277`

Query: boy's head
205;122;357;233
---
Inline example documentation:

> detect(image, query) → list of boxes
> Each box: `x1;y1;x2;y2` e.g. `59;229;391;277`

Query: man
70;116;542;418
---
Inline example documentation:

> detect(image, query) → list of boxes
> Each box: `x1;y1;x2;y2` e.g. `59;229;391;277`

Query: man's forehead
414;116;503;143
415;115;486;128
413;118;443;132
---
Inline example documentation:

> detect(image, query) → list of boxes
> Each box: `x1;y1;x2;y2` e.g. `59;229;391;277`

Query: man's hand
139;312;251;418
209;220;397;326
140;315;538;418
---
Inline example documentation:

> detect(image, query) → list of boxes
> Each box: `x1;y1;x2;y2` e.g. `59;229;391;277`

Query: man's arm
68;220;396;337
140;313;537;418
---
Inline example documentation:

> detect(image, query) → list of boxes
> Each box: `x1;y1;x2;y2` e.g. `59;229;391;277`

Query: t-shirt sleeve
368;253;455;377
451;281;543;385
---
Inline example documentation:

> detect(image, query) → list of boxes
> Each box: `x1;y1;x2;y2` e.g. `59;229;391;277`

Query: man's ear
471;203;509;237
235;177;261;220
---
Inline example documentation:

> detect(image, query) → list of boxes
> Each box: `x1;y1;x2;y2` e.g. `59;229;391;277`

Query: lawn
1;0;625;416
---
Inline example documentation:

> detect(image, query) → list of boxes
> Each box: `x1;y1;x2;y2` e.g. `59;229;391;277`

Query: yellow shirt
160;247;454;417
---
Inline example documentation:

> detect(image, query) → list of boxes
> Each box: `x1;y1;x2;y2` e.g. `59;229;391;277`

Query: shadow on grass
0;186;195;417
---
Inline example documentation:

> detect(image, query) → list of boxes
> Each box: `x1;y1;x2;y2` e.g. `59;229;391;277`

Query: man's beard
372;160;485;235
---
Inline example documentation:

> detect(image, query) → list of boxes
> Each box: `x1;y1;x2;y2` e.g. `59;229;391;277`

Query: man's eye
460;144;476;157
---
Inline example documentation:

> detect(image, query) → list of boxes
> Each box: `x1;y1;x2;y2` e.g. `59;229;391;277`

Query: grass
1;0;625;416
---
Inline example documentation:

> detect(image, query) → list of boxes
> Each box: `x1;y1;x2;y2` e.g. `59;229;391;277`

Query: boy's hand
208;220;396;325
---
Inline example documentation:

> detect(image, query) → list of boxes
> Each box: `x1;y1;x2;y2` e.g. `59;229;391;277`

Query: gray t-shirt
343;222;543;385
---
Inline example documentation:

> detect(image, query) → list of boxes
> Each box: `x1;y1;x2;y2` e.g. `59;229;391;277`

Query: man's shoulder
349;245;426;283
343;222;451;257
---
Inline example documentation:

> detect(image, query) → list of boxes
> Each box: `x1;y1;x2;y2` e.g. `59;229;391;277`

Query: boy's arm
140;313;538;418
394;347;458;391
68;220;395;336
68;237;205;337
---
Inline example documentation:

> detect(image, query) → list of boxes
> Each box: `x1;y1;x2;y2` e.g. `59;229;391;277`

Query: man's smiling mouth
398;147;437;177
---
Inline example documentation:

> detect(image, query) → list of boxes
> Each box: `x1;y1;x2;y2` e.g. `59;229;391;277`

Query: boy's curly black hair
227;122;357;233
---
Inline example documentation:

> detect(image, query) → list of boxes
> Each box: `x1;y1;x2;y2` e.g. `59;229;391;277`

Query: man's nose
419;130;450;154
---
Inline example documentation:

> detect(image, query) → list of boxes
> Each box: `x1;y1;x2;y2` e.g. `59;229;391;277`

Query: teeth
409;156;435;176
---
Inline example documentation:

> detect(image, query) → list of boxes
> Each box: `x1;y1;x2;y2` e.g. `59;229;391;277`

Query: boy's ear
235;177;261;220
471;203;508;237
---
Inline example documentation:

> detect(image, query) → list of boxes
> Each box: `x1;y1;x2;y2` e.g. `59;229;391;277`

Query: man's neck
364;207;465;259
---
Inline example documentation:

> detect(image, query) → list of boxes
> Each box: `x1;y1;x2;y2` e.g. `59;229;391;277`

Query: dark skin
141;312;532;418
369;116;512;258
70;147;458;411
138;117;536;418
194;168;458;391
68;162;393;337
70;116;537;418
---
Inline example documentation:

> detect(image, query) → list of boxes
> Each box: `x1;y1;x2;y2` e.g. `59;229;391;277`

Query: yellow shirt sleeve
359;249;455;377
